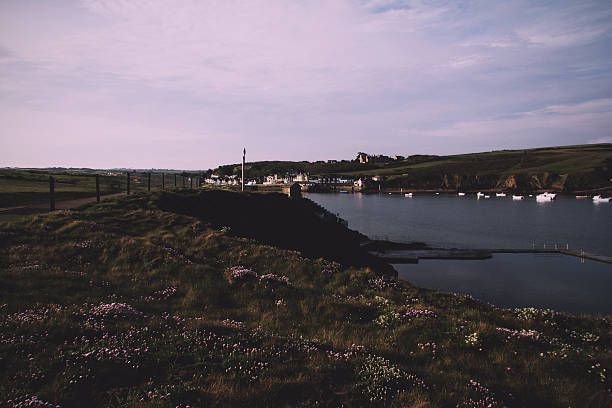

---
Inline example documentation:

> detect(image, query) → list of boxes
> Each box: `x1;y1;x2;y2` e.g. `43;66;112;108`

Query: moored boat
496;193;506;197
536;192;555;202
512;195;524;200
575;195;588;199
477;192;485;199
457;192;465;196
593;195;612;202
405;193;413;198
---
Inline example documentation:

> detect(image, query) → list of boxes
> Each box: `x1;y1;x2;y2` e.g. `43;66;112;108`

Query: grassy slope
0;190;610;407
337;145;612;191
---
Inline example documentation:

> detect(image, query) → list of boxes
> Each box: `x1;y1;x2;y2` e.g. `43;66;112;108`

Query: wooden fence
47;172;203;211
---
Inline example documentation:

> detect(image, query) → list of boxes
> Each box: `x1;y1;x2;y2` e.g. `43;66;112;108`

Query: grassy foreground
0;190;610;407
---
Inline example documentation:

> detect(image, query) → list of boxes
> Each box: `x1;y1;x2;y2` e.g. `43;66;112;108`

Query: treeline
212;154;441;178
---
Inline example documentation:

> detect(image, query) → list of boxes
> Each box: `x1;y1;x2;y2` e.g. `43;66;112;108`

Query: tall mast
241;148;246;192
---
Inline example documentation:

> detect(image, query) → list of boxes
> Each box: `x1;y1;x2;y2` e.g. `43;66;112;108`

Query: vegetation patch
0;190;610;407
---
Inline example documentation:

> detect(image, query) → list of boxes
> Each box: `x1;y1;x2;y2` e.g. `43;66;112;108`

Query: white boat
457;192;465;196
575;195;588;199
484;195;491;199
477;192;485;199
496;193;506;197
512;195;524;200
405;193;413;198
593;195;612;202
536;192;555;202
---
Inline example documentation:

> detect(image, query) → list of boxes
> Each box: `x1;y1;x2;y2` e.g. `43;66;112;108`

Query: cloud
441;54;490;69
588;137;612;144
416;98;612;153
0;0;611;168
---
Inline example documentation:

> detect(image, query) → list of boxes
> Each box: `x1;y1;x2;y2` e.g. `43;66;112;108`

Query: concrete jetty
371;248;612;264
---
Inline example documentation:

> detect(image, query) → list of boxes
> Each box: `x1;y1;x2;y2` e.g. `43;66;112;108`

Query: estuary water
306;192;611;256
395;254;612;314
306;192;612;314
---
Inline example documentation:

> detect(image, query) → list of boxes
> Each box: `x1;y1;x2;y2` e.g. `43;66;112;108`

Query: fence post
174;174;177;187
182;176;185;188
147;172;151;192
49;176;55;211
127;172;131;195
96;175;100;202
190;176;193;189
162;173;165;190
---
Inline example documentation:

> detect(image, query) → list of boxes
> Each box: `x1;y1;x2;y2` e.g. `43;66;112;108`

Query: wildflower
465;332;479;347
369;277;398;290
227;266;258;282
259;273;291;286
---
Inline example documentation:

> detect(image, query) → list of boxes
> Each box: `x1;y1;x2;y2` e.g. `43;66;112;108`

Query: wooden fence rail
46;172;203;210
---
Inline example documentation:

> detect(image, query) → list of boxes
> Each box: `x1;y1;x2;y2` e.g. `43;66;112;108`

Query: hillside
0;190;610;407
214;144;612;192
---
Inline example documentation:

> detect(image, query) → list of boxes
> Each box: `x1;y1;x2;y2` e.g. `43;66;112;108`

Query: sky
1;0;612;170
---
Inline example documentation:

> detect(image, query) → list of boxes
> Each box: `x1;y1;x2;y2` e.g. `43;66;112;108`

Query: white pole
241;148;245;192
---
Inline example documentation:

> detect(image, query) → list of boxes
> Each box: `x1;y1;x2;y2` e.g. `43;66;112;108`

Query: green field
1;190;609;407
0;169;124;208
0;169;204;208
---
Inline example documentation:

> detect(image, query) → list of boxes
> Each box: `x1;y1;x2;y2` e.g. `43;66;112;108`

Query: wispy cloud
1;0;611;168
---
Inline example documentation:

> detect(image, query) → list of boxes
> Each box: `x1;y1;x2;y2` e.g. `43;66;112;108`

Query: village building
294;173;309;182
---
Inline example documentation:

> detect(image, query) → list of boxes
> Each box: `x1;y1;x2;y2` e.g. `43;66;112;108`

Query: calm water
306;192;612;314
306;192;612;256
395;254;612;314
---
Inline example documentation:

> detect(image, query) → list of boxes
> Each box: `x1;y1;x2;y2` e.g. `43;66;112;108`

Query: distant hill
213;144;612;192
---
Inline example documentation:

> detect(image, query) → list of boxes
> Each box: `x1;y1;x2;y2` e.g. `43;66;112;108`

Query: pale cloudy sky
1;0;611;169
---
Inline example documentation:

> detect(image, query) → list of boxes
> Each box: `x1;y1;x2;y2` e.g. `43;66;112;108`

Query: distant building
358;153;369;163
294;173;309;182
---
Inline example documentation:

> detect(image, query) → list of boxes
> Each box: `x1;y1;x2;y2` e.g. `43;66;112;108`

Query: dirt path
0;193;125;223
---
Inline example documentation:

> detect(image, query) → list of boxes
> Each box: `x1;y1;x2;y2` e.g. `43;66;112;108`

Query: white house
294;173;309;182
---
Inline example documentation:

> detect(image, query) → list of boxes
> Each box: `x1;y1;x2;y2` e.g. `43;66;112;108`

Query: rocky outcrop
495;175;518;190
386;170;610;192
